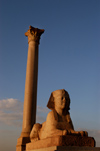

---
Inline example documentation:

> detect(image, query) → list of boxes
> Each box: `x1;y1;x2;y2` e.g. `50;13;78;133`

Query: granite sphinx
30;89;88;141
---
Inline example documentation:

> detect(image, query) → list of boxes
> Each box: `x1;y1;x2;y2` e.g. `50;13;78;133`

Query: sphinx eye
61;97;63;100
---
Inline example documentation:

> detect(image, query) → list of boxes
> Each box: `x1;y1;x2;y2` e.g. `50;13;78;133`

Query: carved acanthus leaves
25;26;44;44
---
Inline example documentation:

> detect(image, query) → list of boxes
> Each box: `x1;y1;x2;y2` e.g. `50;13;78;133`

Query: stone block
26;146;100;151
16;137;30;151
26;135;95;150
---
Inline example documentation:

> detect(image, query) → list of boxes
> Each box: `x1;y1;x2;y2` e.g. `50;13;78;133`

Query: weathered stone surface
27;146;100;151
25;26;44;44
16;26;44;151
26;135;95;150
21;26;44;138
30;89;88;141
16;137;30;151
16;25;96;151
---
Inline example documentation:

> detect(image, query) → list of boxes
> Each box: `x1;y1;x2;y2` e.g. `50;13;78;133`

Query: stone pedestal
26;135;96;151
16;26;44;151
16;137;30;151
26;146;100;151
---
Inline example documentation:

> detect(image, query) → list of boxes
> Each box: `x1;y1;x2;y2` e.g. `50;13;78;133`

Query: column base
16;136;30;151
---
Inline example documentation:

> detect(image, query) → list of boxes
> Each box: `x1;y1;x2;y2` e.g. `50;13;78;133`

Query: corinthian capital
25;26;44;44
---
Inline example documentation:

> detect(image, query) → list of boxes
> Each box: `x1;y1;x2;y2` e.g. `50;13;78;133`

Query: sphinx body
30;89;88;141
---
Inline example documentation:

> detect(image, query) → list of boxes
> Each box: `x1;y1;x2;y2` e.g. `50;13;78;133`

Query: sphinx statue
30;89;88;142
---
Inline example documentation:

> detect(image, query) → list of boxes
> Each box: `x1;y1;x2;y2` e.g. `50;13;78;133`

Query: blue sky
0;0;100;150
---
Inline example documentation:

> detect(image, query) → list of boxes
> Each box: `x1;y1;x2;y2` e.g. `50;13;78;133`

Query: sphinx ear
47;93;54;109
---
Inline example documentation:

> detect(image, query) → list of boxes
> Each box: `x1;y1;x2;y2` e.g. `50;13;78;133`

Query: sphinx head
47;89;70;113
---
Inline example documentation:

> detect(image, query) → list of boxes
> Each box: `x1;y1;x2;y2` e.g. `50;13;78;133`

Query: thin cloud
37;106;49;113
36;115;46;123
76;128;100;147
0;98;23;127
0;98;23;112
87;129;100;147
36;106;49;123
88;129;100;147
0;98;100;146
0;98;49;126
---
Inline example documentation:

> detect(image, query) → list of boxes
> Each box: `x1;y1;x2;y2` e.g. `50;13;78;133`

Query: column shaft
22;41;38;136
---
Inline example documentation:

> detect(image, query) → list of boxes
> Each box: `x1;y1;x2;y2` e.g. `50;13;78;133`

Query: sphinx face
53;90;70;111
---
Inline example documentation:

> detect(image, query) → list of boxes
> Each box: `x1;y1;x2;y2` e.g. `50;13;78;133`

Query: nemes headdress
47;89;70;110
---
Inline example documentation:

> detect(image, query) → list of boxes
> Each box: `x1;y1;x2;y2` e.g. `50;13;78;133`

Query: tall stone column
16;26;44;151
